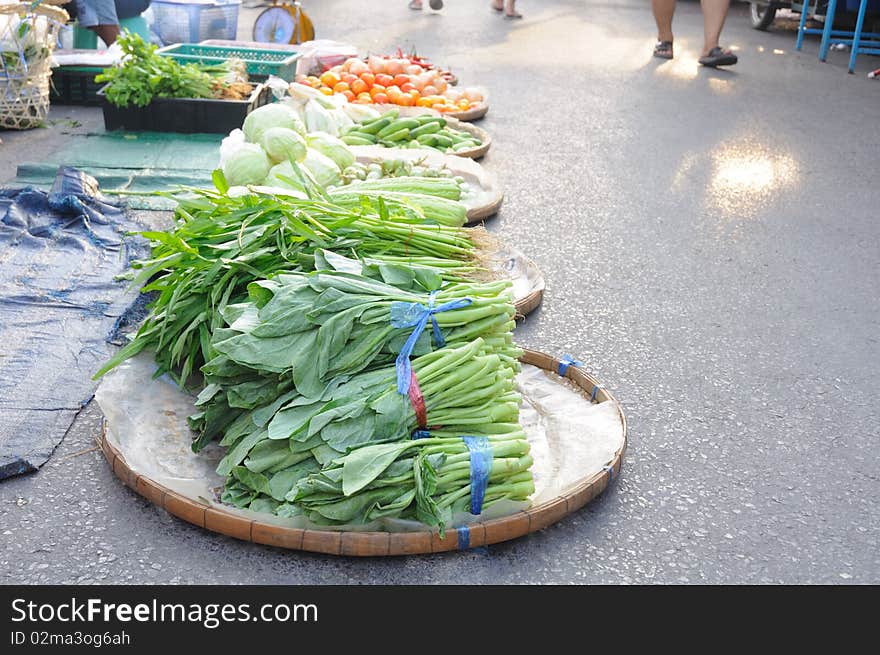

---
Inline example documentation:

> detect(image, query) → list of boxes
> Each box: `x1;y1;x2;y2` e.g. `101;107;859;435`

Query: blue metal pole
796;0;811;51
848;0;869;72
819;0;839;61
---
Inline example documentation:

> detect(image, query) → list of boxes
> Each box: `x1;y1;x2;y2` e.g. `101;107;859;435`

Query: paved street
1;0;878;584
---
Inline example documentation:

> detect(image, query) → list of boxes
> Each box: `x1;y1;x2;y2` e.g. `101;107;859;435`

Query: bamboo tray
446;103;488;122
99;350;625;556
349;146;503;224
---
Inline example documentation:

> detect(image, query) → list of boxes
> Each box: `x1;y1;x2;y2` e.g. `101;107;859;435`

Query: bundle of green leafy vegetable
190;267;518;448
96;32;248;107
227;431;534;530
94;179;493;387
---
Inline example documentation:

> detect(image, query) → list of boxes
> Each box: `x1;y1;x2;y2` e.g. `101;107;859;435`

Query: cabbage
303;99;337;135
341;103;380;123
262;127;308;163
306;132;356;171
302;148;342;188
243;103;306;144
221;142;272;186
264;160;307;191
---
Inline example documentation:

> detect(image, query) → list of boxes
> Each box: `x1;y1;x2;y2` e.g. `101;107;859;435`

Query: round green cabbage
302;148;342;188
264;160;306;191
221;143;271;186
262;127;308;164
243;103;306;145
306;132;356;171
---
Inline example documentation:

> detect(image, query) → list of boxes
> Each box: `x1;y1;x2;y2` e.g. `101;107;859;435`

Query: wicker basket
0;2;68;130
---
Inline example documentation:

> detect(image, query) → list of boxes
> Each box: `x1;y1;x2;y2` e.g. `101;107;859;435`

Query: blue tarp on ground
0;168;145;480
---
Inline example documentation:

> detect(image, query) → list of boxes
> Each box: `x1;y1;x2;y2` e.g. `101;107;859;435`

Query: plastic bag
294;39;358;78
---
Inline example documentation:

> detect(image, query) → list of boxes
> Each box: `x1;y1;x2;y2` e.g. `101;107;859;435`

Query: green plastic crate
157;43;300;81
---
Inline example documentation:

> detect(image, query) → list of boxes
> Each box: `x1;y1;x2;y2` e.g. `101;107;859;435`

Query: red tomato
374;73;394;87
400;82;416;93
393;74;411;88
342;90;355;102
372;92;388;104
341;73;358;86
359;72;375;87
350;79;368;95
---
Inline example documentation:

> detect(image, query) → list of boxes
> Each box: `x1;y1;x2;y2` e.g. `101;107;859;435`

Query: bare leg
652;0;676;43
700;0;731;55
505;0;521;17
91;24;120;46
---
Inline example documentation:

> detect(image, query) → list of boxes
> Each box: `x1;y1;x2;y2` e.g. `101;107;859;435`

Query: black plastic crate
97;82;271;134
50;66;104;106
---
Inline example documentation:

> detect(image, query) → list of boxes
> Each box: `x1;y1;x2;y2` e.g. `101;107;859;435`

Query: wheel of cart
750;0;791;30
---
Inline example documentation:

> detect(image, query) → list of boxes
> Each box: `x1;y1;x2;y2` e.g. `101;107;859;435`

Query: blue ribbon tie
462;435;492;515
391;292;473;394
411;429;431;440
557;353;582;376
590;384;604;402
456;526;470;550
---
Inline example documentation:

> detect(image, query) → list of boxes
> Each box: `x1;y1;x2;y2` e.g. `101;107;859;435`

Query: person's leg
700;0;731;56
91;24;120;45
652;0;676;43
504;0;521;17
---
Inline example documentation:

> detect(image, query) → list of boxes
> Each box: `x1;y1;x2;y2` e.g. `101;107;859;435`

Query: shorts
73;0;119;27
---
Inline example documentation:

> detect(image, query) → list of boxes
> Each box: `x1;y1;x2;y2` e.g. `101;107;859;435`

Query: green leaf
340;442;412;496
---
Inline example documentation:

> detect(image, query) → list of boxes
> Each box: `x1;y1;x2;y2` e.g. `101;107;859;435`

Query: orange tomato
333;81;350;94
372;92;388;104
369;84;386;97
407;90;421;103
341;73;358;86
393;74;411;88
397;93;413;107
351;79;368;95
320;71;341;88
416;97;434;108
422;85;438;97
359;72;375;87
386;85;402;100
400;82;416;93
374;73;394;87
343;90;355;102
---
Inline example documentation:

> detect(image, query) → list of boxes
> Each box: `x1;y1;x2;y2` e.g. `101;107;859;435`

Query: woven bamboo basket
447;102;488;122
100;349;625;556
0;2;68;130
442;116;490;159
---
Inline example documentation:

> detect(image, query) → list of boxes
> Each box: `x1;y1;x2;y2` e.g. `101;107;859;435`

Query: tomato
333;81;350;94
386;85;402;100
357;92;373;103
397;93;414;107
350;79;368;95
374;73;394;87
422;85;438;97
408;90;421;103
372;92;388;104
359;72;375;87
400;82;416;93
343;90;355;102
320;86;334;95
416;97;434;108
393;74;411;88
369;84;386;97
320;71;341;88
341;73;358;86
457;99;470;109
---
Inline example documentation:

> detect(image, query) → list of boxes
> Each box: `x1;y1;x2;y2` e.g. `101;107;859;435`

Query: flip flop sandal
653;41;673;59
429;0;444;9
504;11;523;18
699;47;738;67
491;2;503;10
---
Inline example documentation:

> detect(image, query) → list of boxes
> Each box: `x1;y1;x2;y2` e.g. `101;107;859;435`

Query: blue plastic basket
150;0;241;45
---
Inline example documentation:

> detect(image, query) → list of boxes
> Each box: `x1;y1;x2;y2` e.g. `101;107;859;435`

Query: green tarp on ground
15;131;223;209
